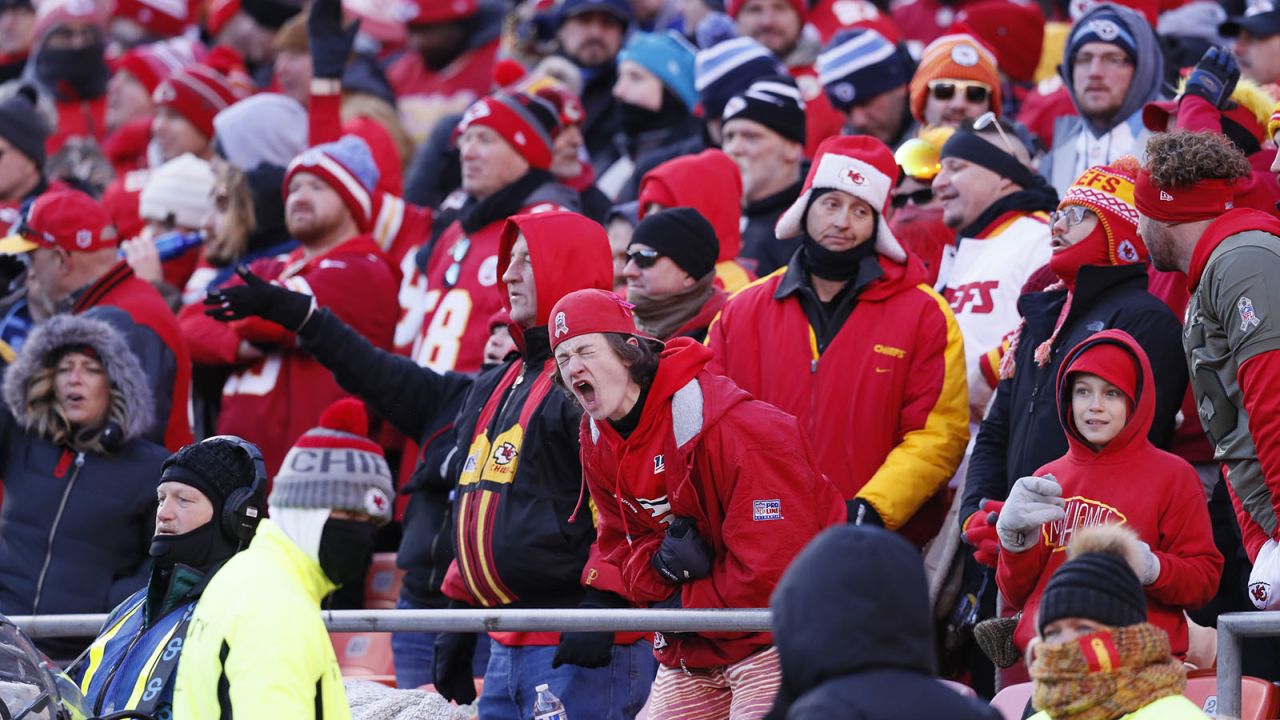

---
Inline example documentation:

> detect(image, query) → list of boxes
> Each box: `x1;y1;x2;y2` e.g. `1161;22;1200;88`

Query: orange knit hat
908;33;1002;124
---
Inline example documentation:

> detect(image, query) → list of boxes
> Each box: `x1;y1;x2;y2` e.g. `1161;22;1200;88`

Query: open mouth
574;380;597;409
1051;235;1068;252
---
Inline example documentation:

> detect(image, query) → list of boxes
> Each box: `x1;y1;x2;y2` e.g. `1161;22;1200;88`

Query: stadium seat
940;678;979;698
364;552;404;609
990;682;1034;720
1184;669;1280;720
331;631;396;687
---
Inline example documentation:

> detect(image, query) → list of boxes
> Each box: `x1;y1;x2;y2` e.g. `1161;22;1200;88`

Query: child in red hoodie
995;329;1222;659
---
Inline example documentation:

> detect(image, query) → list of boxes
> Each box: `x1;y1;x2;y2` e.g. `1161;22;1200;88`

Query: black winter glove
432;629;478;704
651;516;712;583
204;265;314;331
307;0;359;80
1184;46;1239;110
552;587;627;669
847;498;883;527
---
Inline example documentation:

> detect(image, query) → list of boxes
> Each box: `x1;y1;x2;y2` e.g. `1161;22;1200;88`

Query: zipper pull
810;359;818;374
75;452;85;468
513;365;526;386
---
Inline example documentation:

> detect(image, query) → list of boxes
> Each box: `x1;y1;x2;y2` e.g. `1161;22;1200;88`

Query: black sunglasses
927;80;991;104
627;248;661;269
891;188;935;209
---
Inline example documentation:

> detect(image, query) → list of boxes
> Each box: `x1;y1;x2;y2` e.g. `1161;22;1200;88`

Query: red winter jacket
179;236;398;473
706;254;969;541
73;261;193;451
580;339;846;669
997;329;1222;656
637;149;755;294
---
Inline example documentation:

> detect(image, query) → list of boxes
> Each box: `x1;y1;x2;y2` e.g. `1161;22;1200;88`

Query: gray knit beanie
268;398;394;524
0;86;50;170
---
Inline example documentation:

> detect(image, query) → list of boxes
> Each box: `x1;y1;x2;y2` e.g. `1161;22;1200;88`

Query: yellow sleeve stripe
857;285;970;529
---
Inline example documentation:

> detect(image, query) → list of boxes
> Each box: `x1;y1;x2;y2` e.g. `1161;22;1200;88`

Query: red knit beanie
1049;157;1147;290
457;93;560;171
153;64;246;138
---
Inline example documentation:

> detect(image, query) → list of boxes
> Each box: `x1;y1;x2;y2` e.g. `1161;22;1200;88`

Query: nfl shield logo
752;499;782;521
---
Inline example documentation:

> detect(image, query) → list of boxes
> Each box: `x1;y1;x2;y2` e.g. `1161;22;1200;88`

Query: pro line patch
753;499;782;521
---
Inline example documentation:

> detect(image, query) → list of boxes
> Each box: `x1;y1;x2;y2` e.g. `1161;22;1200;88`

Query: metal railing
9;608;775;638
1215;611;1280;720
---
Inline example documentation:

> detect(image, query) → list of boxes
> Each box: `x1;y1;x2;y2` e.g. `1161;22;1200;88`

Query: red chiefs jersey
386;39;500;146
182;236;398;474
395;202;562;374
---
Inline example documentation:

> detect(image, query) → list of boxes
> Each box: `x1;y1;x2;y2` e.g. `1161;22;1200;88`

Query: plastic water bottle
532;683;567;720
118;230;205;262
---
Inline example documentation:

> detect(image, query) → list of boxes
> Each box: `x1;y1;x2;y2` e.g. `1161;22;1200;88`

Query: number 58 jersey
396;200;568;373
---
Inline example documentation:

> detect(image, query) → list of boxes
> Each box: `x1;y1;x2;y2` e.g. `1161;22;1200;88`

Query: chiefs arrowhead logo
1251;581;1271;608
843;168;866;185
364;488;389;516
492;442;518;466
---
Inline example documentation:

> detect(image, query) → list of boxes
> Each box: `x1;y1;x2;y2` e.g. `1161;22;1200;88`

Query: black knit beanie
630;207;720;280
0;86;50;170
160;438;260;523
1037;552;1148;635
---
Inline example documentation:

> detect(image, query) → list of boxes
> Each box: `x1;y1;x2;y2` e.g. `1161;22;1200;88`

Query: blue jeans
389;597;491;689
478;639;657;720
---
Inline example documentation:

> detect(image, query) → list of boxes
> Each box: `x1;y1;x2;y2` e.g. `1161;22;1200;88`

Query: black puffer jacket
768;525;1000;719
0;314;167;656
961;263;1188;521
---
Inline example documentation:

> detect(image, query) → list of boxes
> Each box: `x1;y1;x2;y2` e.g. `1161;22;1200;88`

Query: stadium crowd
3;0;1280;716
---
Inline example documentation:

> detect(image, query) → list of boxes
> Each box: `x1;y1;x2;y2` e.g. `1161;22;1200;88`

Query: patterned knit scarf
998;280;1069;381
1030;623;1186;720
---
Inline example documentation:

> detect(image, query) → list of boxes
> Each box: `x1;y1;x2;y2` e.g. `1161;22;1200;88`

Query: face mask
1048;223;1110;291
149;520;238;571
317;518;376;587
36;43;109;99
800;191;880;283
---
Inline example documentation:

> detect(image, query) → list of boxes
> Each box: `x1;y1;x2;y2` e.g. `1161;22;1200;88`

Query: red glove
962;499;1004;568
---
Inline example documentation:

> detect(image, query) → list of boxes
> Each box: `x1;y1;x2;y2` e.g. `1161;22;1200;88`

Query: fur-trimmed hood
3;314;154;442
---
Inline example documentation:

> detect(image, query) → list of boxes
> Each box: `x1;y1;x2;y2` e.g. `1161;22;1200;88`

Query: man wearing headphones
72;436;268;720
174;399;395;719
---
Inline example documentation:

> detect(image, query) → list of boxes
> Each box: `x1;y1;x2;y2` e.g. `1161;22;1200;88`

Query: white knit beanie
139;153;215;229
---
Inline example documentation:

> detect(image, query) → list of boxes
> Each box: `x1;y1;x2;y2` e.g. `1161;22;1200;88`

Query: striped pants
645;646;782;720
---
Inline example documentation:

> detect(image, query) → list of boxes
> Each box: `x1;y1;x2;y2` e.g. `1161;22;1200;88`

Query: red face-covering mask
1048;223;1111;291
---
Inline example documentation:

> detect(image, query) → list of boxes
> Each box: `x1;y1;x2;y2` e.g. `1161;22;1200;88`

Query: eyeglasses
444;237;470;287
1050;204;1091;229
626;248;661;269
891;188;935;209
1072;52;1132;70
928;80;991;105
895;138;942;181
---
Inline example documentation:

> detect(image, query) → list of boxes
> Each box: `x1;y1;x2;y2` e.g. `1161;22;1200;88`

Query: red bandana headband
1134;170;1235;224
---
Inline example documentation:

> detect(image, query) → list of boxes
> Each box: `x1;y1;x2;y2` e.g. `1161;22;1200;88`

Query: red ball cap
548;288;654;351
0;189;117;255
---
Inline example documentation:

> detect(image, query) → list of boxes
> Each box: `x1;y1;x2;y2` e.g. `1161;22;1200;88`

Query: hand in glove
962;499;1005;568
995;475;1065;553
651;516;713;583
432;629;478;704
204;266;315;331
1249;538;1280;610
1184;46;1240;109
1135;540;1161;585
552;588;625;669
847;498;883;527
307;0;360;80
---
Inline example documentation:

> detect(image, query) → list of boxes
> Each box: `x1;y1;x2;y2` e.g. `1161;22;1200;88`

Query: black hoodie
768;526;1000;720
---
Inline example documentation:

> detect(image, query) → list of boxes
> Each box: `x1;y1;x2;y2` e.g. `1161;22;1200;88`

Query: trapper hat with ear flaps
774;135;908;263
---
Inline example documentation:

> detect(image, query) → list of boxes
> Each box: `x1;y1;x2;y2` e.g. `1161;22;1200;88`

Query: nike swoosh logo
875;367;891;374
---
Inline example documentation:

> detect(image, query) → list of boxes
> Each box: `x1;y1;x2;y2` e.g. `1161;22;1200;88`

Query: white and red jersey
179;236;399;474
938;210;1052;377
395;201;564;374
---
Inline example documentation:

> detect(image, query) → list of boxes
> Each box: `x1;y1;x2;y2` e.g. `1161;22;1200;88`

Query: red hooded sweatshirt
638;149;755;293
997;329;1222;656
580;338;847;669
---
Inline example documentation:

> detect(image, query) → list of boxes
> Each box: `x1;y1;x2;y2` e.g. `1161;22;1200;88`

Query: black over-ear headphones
205;435;268;547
